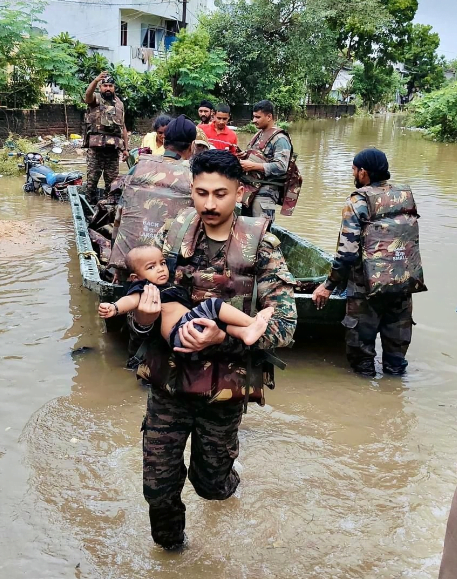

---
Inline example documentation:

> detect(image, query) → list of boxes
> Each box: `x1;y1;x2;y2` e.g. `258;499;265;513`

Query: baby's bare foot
241;307;274;346
257;306;274;323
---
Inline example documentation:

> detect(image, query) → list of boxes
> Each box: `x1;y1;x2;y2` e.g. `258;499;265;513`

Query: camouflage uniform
86;147;120;203
242;130;292;221
108;152;193;272
324;181;415;376
138;215;297;547
84;94;125;204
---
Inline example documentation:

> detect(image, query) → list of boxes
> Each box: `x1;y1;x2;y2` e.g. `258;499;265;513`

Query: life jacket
356;184;427;297
83;95;125;150
108;154;193;270
145;207;274;404
241;128;303;216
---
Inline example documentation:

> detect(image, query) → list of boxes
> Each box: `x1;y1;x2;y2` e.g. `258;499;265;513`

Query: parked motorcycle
11;149;83;201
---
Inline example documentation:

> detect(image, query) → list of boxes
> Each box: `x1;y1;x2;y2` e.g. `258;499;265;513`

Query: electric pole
180;0;187;29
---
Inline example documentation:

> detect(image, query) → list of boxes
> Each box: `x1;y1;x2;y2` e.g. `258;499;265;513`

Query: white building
330;68;353;102
41;0;210;71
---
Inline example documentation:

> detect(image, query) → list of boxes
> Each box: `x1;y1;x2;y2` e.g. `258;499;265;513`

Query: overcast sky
415;0;457;60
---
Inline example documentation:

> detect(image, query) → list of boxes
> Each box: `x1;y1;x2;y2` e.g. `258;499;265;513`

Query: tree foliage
0;0;446;117
203;0;340;108
108;65;172;129
0;7;171;125
409;82;457;142
0;2;80;107
203;0;424;109
351;63;405;111
52;33;171;127
401;24;445;98
155;28;227;113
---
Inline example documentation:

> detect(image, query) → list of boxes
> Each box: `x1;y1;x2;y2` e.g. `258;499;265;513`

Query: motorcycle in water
12;149;83;201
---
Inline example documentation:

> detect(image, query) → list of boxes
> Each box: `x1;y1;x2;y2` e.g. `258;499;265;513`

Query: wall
0;103;357;144
302;104;356;118
41;2;118;58
230;104;356;124
0;105;85;142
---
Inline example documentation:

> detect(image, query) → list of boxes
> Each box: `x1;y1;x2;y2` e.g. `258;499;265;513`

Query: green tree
155;27;227;114
108;64;172;129
52;33;171;127
0;0;45;67
0;3;82;107
202;0;341;107
351;62;405;111
409;83;457;142
323;0;418;101
401;24;445;99
322;0;393;95
52;32;110;85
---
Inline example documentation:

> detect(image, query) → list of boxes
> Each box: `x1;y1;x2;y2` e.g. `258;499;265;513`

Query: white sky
415;0;457;60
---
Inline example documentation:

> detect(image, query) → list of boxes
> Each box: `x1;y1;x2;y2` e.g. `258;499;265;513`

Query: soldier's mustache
202;211;220;216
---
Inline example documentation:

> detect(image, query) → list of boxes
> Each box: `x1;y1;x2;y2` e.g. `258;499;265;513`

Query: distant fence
0;104;85;142
230;103;355;124
0;102;356;144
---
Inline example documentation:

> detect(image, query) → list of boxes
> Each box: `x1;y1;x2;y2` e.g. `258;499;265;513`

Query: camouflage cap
194;127;211;149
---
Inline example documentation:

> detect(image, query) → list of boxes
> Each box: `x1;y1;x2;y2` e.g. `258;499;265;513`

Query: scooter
12;150;83;201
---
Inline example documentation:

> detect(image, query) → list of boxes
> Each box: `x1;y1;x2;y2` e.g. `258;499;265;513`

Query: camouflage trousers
342;295;413;376
86;147;119;203
142;387;243;547
439;486;457;578
242;185;279;222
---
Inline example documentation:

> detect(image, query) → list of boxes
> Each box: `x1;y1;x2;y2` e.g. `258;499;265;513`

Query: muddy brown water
1;116;457;578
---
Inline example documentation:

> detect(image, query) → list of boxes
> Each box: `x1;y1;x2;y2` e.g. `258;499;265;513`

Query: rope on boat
78;250;101;267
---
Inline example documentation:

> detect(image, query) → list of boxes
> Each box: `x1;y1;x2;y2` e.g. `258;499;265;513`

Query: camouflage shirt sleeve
324;192;368;291
255;238;297;349
216;237;297;354
263;136;292;178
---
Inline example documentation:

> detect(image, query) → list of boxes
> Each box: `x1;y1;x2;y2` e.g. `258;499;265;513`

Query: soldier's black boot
351;358;376;377
149;503;186;550
383;355;408;376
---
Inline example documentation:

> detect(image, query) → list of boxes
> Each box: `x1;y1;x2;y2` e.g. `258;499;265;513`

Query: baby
99;245;273;352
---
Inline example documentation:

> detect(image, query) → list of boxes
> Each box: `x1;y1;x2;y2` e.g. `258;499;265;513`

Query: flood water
1;116;457;578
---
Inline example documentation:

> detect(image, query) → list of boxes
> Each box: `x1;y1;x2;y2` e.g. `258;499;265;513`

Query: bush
0;134;38;175
409;83;457;142
237;122;257;133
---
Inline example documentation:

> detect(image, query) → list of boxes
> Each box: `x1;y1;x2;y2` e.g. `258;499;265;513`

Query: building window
141;24;156;49
120;21;128;46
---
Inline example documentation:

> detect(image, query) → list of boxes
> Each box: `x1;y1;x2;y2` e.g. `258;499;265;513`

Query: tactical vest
84;95;125;150
108;154;193;270
356;184;427;297
145;208;272;404
241;128;302;216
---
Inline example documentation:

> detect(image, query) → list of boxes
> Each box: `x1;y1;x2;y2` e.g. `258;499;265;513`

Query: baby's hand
99;302;116;318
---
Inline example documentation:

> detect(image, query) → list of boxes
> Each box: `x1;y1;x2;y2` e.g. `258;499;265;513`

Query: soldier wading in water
313;148;427;377
131;150;297;549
